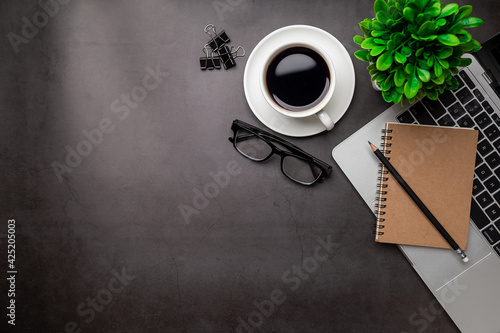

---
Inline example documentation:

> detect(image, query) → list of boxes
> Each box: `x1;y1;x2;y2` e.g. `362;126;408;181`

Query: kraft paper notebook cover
375;123;478;249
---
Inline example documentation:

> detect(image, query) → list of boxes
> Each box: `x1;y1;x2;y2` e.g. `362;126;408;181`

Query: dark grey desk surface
1;1;499;332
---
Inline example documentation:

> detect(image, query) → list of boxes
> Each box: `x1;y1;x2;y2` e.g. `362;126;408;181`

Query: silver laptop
333;33;500;333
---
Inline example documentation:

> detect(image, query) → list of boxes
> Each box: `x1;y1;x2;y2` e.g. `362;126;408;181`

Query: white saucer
243;25;356;137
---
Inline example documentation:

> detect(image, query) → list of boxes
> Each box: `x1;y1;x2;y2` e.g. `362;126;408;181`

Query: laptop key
483;101;494;114
485;203;500;222
470;199;491;229
457;115;474;128
474;112;493;129
473;89;485;102
449;102;466;119
484;124;500;142
493;138;500;152
456;88;474;105
482;225;500;244
476;163;493;180
456;75;465;90
494;244;500;257
477;191;494;208
493;114;500;125
485;152;500;170
484;175;500;194
477;139;494;156
465;99;483;117
476;153;483;167
459;71;476;89
409;102;436;125
437;114;455;127
397;110;415;124
422;97;446;119
473;178;485;196
438;90;456;107
475;127;484;142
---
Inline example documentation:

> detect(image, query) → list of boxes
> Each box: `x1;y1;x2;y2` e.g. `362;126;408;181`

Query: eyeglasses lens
234;129;273;161
282;155;322;184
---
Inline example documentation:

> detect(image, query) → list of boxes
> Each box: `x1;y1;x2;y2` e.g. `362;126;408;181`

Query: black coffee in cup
266;46;330;112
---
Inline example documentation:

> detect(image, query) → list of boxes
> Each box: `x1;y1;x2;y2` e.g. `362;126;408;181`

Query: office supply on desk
228;119;332;186
333;32;500;333
218;45;245;70
200;24;244;70
204;24;230;51
369;128;477;262
200;45;221;70
370;123;477;252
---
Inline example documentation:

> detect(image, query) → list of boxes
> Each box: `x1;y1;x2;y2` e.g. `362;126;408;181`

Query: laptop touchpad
399;223;491;291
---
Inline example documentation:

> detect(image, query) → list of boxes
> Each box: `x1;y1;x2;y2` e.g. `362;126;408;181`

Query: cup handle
316;110;334;131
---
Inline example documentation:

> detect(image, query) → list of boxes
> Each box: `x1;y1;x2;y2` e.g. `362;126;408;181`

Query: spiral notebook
375;123;478;249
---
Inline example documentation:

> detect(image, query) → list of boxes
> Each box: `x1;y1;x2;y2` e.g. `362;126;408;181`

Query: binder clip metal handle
218;45;246;70
200;45;221;70
231;46;245;58
204;24;230;52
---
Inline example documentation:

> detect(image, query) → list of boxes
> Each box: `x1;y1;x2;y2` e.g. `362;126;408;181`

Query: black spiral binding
374;128;393;236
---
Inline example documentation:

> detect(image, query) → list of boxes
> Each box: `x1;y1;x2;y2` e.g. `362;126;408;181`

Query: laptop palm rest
399;224;491;291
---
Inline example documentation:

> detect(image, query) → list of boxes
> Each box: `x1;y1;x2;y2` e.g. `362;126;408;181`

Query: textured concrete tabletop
1;0;499;332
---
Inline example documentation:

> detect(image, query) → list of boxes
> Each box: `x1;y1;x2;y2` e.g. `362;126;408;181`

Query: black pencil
368;141;469;263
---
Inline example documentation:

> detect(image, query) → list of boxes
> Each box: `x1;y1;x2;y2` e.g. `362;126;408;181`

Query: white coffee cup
260;41;336;131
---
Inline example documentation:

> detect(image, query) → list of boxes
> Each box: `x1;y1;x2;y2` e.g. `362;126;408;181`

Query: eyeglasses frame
228;119;333;185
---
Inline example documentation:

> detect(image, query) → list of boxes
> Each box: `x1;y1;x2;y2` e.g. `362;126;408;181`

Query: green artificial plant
354;0;483;106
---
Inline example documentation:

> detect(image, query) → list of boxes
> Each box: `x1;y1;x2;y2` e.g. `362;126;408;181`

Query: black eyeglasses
228;119;333;186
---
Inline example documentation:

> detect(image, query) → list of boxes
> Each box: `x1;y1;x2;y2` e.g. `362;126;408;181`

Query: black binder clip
218;45;245;70
200;45;221;70
204;24;230;51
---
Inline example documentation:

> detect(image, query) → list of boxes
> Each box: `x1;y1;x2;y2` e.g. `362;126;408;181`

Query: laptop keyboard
396;70;500;258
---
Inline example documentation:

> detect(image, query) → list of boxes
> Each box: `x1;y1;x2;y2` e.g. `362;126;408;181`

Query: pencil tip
367;141;372;145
